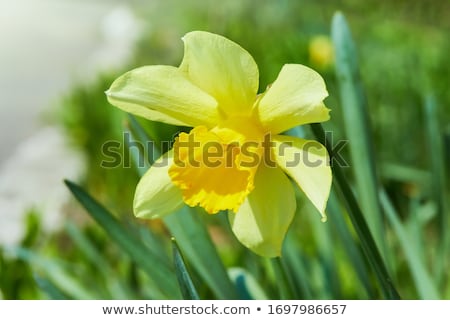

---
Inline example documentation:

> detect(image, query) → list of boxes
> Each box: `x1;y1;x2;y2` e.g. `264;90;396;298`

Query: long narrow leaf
271;257;295;299
64;180;179;299
127;115;161;165
35;276;69;300
172;238;200;300
290;128;342;298
228;268;268;300
331;12;387;259
123;128;149;177
311;123;400;299
65;222;136;299
380;190;439;299
283;235;313;299
327;191;376;298
64;222;110;271
307;204;341;298
164;210;238;299
423;94;449;281
12;248;95;299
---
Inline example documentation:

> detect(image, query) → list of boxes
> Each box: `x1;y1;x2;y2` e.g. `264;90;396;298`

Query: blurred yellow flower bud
309;35;334;69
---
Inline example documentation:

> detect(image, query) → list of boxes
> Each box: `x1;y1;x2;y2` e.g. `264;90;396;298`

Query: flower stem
310;123;401;299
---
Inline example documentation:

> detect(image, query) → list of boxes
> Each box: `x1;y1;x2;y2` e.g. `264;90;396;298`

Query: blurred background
0;0;449;299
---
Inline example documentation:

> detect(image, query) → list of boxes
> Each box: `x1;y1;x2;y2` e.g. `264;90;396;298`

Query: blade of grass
406;197;427;264
423;94;449;281
291;129;341;298
123;127;148;177
327;191;376;298
12;248;96;299
172;238;200;300
228;268;268;300
65;222;137;299
331;12;387;260
307;203;342;298
64;180;178;299
65;222;110;271
137;224;172;268
127;115;161;164
34;276;69;300
164;209;238;299
271;257;295;299
380;189;439;299
283;234;313;299
311;123;400;299
380;163;430;185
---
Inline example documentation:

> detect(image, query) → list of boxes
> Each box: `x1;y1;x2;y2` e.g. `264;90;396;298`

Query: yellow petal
257;64;330;134
134;150;184;219
106;65;219;127
229;165;296;257
168;126;261;214
180;31;259;116
272;135;331;220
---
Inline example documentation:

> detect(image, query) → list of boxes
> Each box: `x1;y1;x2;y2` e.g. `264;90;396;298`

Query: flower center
168;117;264;214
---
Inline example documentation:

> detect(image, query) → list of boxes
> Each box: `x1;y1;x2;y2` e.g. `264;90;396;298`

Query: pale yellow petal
180;31;259;116
134;150;184;219
272;135;331;220
229;165;296;257
106;65;219;127
257;64;330;133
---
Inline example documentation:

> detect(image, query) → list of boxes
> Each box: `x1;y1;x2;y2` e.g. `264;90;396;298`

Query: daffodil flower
106;31;331;257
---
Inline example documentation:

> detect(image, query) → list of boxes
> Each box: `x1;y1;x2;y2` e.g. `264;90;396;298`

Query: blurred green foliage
1;0;449;300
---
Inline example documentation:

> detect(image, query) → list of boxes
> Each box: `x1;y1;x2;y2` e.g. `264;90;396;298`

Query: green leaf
271;257;295;299
228;268;268;300
164;209;238;299
310;123;400;299
283;235;313;299
64;179;179;299
306;198;342;298
331;11;387;260
380;190;439;299
123;127;149;177
64;222;110;271
34;276;69;300
423;94;449;281
12;248;95;299
137;224;172;269
171;238;200;300
327;191;376;298
65;222;137;299
127;114;161;166
380;163;430;185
